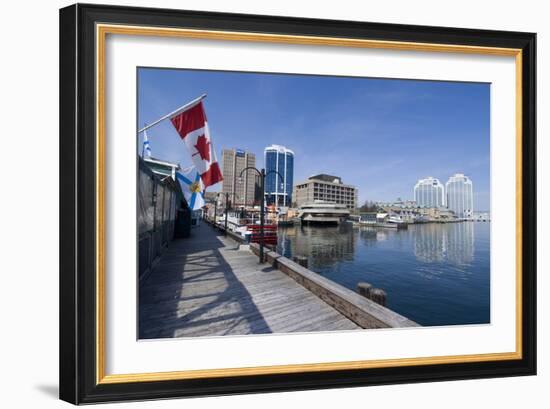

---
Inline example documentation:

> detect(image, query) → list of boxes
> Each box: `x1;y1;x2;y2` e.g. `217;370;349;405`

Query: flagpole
141;126;146;158
138;94;207;134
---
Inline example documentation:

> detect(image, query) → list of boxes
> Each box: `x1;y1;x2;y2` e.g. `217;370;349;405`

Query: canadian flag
170;101;223;188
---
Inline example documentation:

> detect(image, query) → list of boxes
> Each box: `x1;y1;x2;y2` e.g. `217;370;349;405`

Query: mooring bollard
357;282;373;297
357;282;387;306
369;288;387;306
293;255;308;268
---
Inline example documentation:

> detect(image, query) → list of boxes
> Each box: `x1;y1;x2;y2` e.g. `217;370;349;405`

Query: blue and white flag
143;129;152;157
176;166;205;211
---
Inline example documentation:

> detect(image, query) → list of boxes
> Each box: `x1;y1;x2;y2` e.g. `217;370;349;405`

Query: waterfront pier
139;223;361;338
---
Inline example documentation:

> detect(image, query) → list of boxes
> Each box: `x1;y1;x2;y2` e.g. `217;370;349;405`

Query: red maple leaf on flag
193;134;211;162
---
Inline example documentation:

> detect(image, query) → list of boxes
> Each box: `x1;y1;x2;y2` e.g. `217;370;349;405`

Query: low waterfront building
416;206;457;222
293;174;358;210
388;208;418;223
357;212;391;224
359;212;378;224
414;177;445;208
377;199;461;223
377;201;420;223
296;201;351;225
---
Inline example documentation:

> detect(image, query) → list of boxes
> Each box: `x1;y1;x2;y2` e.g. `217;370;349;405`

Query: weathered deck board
139;224;359;338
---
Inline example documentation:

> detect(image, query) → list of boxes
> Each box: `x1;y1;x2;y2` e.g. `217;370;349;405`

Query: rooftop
308;174;343;184
144;156;180;170
264;144;295;155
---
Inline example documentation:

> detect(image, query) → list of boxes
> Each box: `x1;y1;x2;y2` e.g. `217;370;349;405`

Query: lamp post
239;167;283;263
213;193;219;225
224;192;229;235
212;192;229;233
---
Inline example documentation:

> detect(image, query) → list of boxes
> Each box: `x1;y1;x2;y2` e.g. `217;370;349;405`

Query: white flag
143;129;152;157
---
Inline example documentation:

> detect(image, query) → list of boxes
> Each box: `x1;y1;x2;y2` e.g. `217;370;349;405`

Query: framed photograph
59;3;536;404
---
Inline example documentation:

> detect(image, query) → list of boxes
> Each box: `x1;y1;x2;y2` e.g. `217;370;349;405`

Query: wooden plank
250;243;419;328
139;223;361;338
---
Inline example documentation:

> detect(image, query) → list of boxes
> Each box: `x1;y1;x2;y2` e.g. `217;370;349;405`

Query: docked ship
296;201;350;225
217;210;277;244
355;212;408;229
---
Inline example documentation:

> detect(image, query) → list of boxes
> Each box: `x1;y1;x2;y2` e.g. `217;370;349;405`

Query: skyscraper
264;145;294;207
414;177;445;208
446;173;474;219
221;148;257;207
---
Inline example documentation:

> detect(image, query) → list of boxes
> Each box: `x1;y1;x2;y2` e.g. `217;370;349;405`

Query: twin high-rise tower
414;174;474;218
414;177;445;208
445;174;474;219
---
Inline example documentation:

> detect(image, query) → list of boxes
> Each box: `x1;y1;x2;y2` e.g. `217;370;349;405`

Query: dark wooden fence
138;159;179;280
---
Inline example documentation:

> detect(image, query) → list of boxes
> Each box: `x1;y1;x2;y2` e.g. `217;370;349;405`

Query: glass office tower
264;145;294;207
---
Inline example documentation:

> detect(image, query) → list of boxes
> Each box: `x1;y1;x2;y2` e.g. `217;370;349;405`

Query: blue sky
138;68;490;210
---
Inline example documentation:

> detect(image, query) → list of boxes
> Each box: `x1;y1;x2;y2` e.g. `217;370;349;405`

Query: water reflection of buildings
446;222;475;265
413;224;447;263
413;222;475;266
358;227;380;245
358;227;390;244
278;222;476;272
278;223;356;268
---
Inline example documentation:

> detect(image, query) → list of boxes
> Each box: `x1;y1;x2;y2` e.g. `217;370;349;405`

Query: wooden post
369;288;387;306
357;282;387;306
357;282;372;297
293;255;308;268
224;192;229;235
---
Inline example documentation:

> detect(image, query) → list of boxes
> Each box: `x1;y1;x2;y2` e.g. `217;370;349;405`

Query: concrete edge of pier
249;242;420;329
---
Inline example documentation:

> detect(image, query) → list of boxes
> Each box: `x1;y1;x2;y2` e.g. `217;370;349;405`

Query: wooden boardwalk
139;224;359;338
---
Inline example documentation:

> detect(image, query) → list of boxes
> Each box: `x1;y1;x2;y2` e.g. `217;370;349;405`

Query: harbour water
277;222;490;327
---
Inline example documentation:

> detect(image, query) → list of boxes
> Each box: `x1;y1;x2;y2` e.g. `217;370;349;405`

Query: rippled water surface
277;222;490;326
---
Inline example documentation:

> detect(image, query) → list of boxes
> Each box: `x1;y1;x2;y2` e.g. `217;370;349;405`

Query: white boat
218;210;261;238
388;215;406;224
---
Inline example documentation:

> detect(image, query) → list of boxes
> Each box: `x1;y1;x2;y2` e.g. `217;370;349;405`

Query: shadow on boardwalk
139;224;358;339
139;230;272;338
